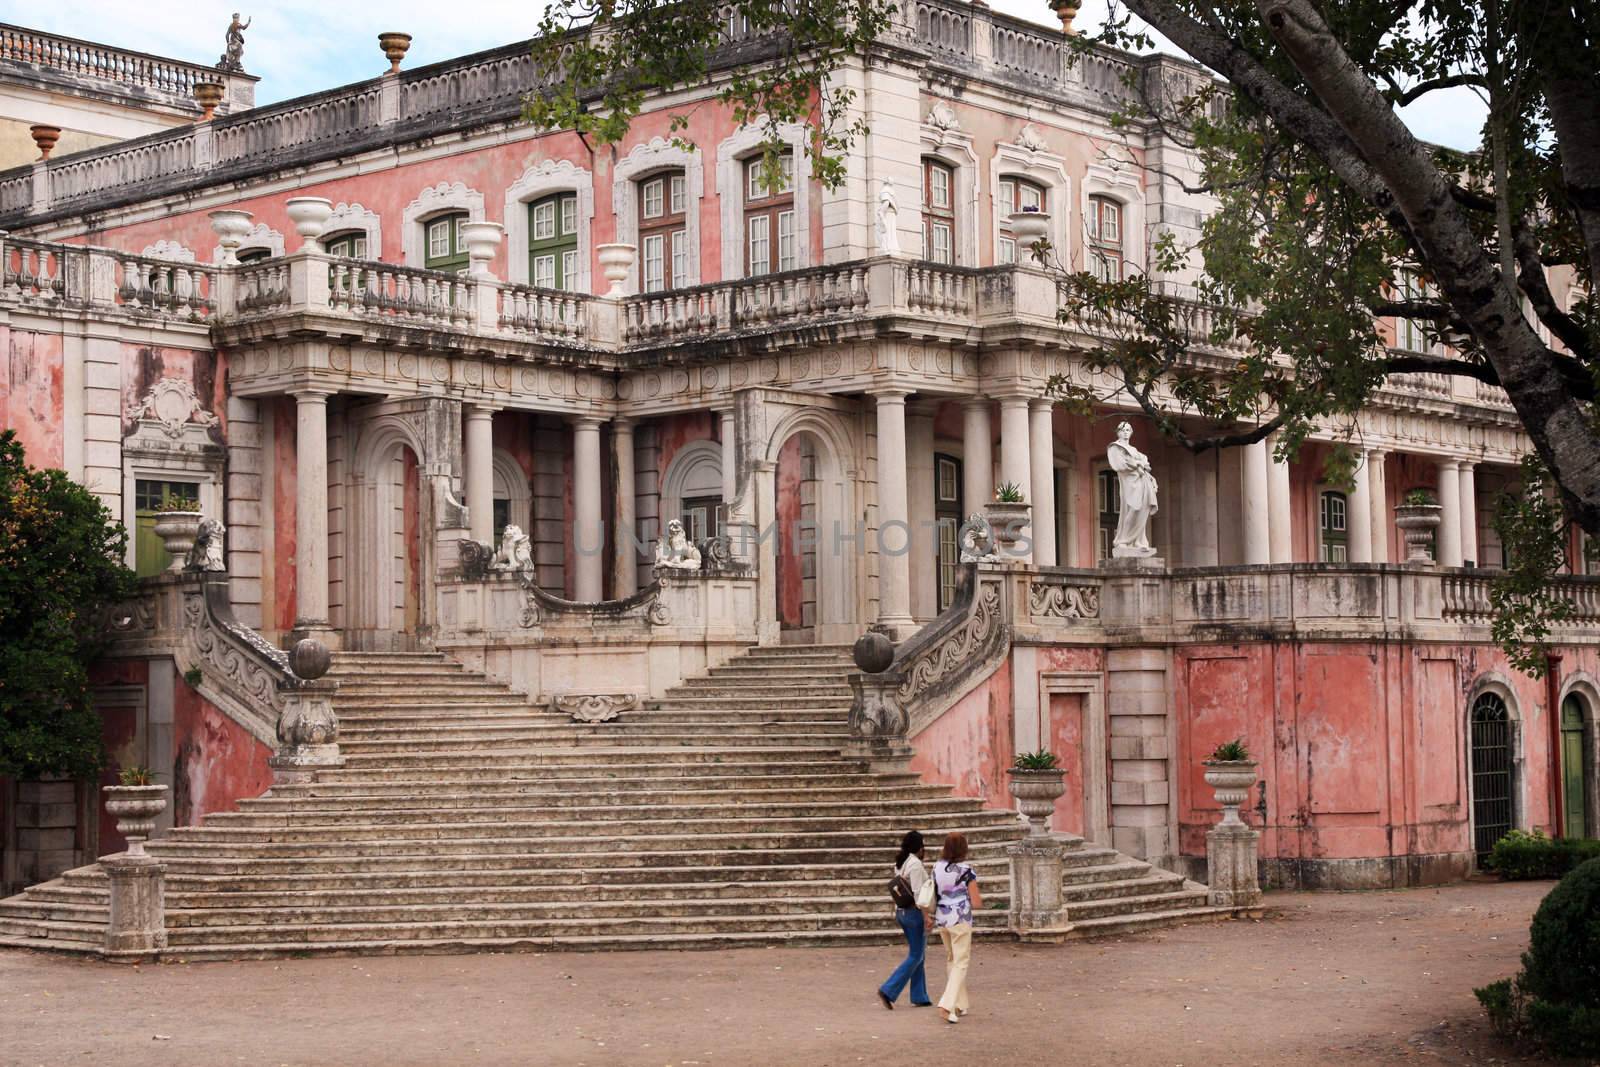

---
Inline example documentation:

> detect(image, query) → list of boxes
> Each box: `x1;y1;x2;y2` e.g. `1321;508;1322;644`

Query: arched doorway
764;412;859;645
348;422;426;650
1469;691;1515;864
1560;693;1592;839
775;433;817;636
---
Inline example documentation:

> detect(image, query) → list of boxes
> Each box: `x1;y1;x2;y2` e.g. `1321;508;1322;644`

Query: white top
897;854;928;904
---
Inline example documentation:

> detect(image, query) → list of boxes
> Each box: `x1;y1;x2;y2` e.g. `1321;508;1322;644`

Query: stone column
1369;449;1390;563
464;405;496;544
719;407;737;513
291;388;332;638
572;416;604;601
752;458;779;644
999;395;1032;563
1242;440;1270;566
1348;449;1374;563
1267;435;1293;564
1438;457;1463;567
102;856;166;954
1459;461;1479;566
873;390;914;636
962;397;992;517
906;403;937;620
1029;399;1057;567
613;416;637;597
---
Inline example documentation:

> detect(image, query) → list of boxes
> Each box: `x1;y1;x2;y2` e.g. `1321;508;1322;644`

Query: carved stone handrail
847;565;1012;767
1027;572;1103;621
517;571;671;629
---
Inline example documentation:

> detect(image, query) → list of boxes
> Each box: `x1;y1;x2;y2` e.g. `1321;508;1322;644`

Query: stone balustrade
0;22;252;101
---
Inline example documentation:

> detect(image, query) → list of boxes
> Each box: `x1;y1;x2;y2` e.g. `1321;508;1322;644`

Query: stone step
646;697;853;710
336;730;851;753
0;916;106;946
221;797;991;824
157;880;919;910
335;696;534;710
1060;873;1185;902
331;746;851;769
304;762;891;784
262;771;923;797
1066;887;1211;920
0;899;110;925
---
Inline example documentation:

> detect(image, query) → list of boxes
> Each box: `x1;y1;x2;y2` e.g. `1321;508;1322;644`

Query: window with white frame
1395;270;1433;352
1320;490;1349;562
424;213;468;273
744;152;796;276
639;170;689;292
529;192;580;291
997;176;1046;265
1087;196;1122;281
923;159;955;265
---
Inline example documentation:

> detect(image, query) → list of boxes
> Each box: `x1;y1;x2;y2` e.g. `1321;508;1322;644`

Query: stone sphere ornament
290;638;332;681
852;631;895;674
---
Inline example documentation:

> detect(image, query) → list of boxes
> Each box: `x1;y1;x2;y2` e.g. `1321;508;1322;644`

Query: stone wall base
1176;850;1476;890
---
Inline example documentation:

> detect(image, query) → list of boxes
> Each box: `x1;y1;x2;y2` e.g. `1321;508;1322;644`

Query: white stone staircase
0;645;1232;958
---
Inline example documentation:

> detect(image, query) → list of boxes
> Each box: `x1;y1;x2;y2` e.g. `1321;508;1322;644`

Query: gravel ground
0;880;1567;1067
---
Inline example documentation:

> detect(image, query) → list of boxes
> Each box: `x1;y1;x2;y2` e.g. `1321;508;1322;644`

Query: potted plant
1202;738;1258;829
103;767;168;859
1394;488;1442;564
151;500;203;573
984;483;1031;554
1008;750;1067;837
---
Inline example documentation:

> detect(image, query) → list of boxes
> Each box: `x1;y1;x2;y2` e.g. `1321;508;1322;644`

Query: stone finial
193;81;225;121
289;638;331;681
28;124;60;161
1052;0;1080;34
853;630;894;674
284;196;334;247
379;32;413;74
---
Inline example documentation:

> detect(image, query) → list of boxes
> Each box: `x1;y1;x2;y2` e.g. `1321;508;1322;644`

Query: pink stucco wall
171;676;274;828
910;659;1015;813
1;329;63;467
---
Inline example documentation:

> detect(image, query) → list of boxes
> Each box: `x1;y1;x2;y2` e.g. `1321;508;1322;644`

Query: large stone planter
596;242;636;298
1202;759;1257;828
151;511;202;573
984;501;1031;557
102;784;168;858
1008;767;1067;837
1007;211;1051;263
1394;503;1442;564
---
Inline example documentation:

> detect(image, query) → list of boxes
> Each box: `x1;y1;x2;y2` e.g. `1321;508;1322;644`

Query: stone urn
193;80;225;121
1052;0;1081;33
1008;211;1051;263
29;124;61;161
152;510;203;573
1008;767;1067;837
1202;759;1258;829
285;196;334;247
460;221;505;275
984;500;1032;557
209;209;255;266
103;784;168;858
379;32;413;73
1394;503;1442;564
596;242;637;298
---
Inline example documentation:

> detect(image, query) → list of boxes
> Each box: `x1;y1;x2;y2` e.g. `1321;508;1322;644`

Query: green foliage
523;0;894;192
1012;750;1060;771
117;766;156;786
1476;857;1600;1057
1490;455;1575;677
994;483;1025;504
183;666;203;688
0;431;136;780
1402;489;1436;507
1208;738;1250;761
1487;829;1600;880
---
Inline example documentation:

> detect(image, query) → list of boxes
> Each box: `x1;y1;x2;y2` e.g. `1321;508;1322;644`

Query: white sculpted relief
654;519;703;571
875;179;901;256
492;524;535;577
1107;421;1159;558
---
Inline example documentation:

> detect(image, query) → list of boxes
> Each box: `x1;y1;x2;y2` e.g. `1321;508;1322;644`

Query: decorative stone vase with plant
1202;738;1258;828
1394;488;1443;564
1008;750;1067;837
151;501;203;572
985;483;1031;553
103;768;168;859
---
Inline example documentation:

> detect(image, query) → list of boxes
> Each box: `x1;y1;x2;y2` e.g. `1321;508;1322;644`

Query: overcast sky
2;0;1486;150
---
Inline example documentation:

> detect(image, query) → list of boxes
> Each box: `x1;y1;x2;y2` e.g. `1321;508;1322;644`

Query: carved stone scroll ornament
1028;580;1101;619
514;568;671;629
550;692;640;723
124;377;219;440
893;576;1006;709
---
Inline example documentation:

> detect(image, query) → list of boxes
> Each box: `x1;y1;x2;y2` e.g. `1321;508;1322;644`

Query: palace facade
0;6;1596;929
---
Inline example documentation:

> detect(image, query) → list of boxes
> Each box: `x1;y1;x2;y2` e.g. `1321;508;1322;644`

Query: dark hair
895;830;925;869
940;832;969;864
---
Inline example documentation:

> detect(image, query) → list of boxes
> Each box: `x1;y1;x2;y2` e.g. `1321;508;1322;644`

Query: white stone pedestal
1205;823;1263;909
1006;834;1079;941
103;856;166;955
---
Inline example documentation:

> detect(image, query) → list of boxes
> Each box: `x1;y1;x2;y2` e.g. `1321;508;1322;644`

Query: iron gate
1471;693;1513;863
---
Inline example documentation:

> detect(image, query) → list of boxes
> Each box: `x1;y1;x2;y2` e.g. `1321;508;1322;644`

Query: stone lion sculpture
184;517;227;572
958;514;1000;563
654;519;703;572
492;524;534;577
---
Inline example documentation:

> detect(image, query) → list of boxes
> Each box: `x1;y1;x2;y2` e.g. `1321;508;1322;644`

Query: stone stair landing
0;644;1234;958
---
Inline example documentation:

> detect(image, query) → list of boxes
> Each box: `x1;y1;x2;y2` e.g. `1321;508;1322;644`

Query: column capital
995;392;1032;409
288;385;334;402
1438;456;1462;472
1029;396;1055;414
962;395;991;410
464;403;499;420
612;414;636;431
867;386;911;402
569;414;604;430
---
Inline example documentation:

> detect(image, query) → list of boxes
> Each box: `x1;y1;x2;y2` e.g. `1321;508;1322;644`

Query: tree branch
1379;70;1487;108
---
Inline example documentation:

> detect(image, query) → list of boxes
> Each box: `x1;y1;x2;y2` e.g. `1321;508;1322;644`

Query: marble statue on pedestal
875;180;901;256
1107;421;1159;558
492;524;534;578
654;519;703;571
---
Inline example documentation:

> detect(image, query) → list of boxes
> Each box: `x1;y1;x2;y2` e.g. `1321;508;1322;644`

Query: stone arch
347;416;428;647
492;447;532;534
661;439;723;536
1464;671;1525;865
763;407;859;641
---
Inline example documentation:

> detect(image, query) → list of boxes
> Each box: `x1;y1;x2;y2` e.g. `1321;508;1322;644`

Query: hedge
1486;829;1600;880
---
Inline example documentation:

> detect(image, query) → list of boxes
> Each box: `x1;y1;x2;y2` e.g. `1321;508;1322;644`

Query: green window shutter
424;213;469;273
528;193;579;290
1562;696;1588;839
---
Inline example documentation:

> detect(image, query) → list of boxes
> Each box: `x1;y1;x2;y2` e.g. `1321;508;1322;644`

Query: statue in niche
958;515;1000;563
1107;421;1159;558
185;518;227;572
654;519;703;572
875;179;901;256
218;13;251;72
492;524;535;577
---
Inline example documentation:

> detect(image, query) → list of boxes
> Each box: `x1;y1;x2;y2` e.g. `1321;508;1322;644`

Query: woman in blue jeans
877;830;933;1009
